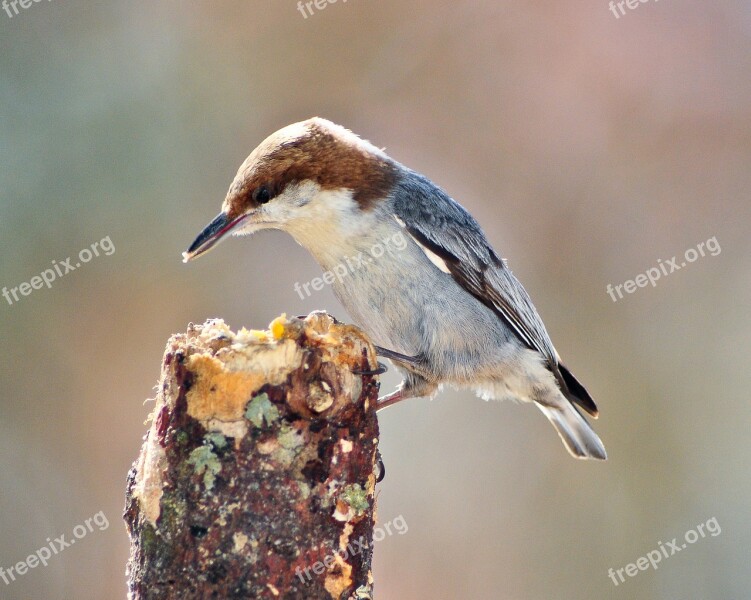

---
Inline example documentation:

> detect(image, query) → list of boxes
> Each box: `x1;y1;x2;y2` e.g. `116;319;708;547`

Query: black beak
182;212;247;262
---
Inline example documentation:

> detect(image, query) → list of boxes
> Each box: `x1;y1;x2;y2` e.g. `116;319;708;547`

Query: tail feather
556;362;599;418
537;402;607;460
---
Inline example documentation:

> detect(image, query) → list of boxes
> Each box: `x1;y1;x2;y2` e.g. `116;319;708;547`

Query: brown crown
223;118;400;219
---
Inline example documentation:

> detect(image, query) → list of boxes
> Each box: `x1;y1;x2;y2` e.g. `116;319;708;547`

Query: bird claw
375;450;386;483
351;361;388;376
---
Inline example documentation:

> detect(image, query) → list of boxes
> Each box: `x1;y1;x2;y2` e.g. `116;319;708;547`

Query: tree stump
124;312;381;600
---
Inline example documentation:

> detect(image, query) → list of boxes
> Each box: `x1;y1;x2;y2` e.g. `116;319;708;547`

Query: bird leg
373;346;422;367
376;388;404;411
351;345;432;411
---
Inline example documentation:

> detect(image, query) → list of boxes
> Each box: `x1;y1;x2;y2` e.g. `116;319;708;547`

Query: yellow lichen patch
183;335;303;425
324;554;353;598
186;353;267;422
270;314;287;340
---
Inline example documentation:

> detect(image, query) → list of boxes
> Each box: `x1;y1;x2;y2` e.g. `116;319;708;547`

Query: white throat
284;188;384;268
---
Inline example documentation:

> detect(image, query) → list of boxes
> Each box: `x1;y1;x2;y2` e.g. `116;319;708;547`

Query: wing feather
392;171;557;363
391;171;598;417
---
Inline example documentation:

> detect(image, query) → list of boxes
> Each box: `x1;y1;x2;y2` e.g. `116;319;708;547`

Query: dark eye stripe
254;185;271;204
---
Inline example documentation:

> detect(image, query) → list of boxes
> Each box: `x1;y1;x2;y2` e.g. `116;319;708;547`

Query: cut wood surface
124;312;381;600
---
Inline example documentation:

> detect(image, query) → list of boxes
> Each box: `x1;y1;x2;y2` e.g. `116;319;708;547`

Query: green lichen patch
175;430;189;446
159;493;187;534
187;445;222;490
140;522;159;556
339;484;369;516
296;481;311;500
204;432;228;450
244;392;280;428
277;423;304;450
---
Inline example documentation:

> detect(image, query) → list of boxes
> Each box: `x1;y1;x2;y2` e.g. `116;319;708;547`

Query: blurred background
1;1;750;598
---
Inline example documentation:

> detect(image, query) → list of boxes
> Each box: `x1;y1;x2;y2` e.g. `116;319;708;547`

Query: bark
124;312;381;600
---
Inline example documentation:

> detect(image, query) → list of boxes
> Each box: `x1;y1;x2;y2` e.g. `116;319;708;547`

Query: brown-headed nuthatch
183;118;607;460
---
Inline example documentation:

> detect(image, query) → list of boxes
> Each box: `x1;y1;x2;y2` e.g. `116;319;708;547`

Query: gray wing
391;170;598;416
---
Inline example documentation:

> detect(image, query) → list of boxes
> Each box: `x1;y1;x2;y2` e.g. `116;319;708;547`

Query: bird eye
254;185;271;205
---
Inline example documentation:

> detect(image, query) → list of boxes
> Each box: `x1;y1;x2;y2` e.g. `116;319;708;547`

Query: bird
183;117;607;460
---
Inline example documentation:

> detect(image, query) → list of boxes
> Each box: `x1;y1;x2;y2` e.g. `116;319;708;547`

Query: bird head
183;117;399;263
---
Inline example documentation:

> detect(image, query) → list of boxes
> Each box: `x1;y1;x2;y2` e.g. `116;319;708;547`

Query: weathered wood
124;312;381;600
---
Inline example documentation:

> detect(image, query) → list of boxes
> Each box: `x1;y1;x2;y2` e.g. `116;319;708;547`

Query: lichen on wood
124;312;381;600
